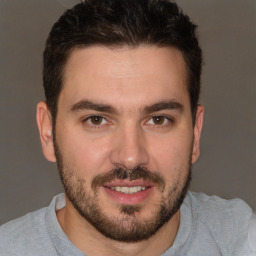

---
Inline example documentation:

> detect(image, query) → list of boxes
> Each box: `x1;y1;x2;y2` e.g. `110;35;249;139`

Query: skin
36;45;204;256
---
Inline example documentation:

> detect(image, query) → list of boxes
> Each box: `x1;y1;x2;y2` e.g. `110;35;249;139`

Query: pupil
91;116;102;125
154;116;164;124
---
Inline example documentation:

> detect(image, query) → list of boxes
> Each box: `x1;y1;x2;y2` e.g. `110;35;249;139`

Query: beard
54;142;192;243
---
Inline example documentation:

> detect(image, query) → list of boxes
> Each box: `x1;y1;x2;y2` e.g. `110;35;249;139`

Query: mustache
91;166;165;192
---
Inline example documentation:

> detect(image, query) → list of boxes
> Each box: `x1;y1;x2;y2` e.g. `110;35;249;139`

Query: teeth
110;186;146;194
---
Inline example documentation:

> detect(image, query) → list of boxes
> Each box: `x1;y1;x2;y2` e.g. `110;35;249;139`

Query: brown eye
89;116;105;125
152;116;165;125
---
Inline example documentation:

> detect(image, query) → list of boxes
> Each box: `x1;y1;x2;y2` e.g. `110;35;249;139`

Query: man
0;0;255;255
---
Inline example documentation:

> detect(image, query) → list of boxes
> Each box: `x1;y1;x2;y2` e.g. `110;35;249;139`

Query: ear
36;101;56;162
191;105;204;163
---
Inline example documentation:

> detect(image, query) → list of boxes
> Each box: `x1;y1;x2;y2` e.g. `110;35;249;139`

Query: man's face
41;46;203;242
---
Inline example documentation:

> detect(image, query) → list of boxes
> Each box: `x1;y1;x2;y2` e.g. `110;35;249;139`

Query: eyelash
145;115;174;128
83;115;108;128
82;115;174;128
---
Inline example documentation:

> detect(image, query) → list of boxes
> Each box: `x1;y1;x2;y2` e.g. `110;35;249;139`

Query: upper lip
103;179;154;188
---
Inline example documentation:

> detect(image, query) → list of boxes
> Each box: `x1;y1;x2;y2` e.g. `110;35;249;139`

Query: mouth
102;180;155;205
108;186;148;194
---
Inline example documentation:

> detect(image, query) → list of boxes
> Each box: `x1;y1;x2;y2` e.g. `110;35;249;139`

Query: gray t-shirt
1;192;256;256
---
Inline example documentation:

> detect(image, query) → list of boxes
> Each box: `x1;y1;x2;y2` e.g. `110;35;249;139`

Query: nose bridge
110;121;149;169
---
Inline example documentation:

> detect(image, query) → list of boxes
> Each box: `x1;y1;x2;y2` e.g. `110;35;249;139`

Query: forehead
60;45;189;111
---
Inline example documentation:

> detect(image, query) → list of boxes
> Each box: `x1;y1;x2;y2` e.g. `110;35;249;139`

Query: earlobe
191;105;204;163
36;102;56;162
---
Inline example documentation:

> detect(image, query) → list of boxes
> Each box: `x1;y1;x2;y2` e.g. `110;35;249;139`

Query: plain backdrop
0;0;255;225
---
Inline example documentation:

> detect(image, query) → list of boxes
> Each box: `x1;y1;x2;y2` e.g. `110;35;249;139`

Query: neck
57;195;180;256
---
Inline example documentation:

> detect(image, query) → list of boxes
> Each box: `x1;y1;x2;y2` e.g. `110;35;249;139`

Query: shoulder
1;206;46;228
0;207;56;255
248;212;256;251
0;207;46;237
184;192;256;254
0;208;45;249
185;191;252;219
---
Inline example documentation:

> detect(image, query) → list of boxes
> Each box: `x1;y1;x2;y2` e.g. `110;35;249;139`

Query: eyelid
145;115;174;126
83;115;108;127
82;114;174;129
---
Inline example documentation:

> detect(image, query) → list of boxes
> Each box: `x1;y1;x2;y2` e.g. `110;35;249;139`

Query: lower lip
102;186;154;205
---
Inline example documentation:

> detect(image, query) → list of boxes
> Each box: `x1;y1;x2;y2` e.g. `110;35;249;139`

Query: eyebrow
143;100;184;115
70;99;184;115
70;100;117;114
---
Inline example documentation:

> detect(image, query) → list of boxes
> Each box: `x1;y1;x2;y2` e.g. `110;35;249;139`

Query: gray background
0;0;255;225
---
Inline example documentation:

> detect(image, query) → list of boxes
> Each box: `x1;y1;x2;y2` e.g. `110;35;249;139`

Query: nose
109;123;149;170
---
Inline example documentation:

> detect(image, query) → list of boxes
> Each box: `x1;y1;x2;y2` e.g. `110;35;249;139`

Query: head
37;0;203;243
43;0;202;126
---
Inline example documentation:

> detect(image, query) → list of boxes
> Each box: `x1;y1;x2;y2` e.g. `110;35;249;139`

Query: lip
102;180;155;205
103;179;154;188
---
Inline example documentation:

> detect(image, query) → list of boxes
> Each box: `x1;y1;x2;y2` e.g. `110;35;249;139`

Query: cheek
56;126;112;177
148;133;192;181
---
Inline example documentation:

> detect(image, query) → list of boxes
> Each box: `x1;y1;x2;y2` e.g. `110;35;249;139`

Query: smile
110;186;147;194
102;182;154;205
